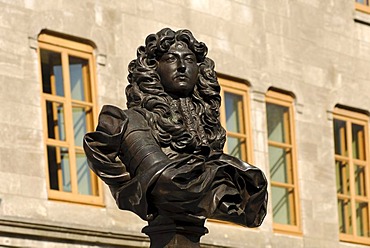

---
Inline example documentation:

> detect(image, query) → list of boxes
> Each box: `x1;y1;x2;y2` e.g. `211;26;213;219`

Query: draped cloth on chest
83;104;268;227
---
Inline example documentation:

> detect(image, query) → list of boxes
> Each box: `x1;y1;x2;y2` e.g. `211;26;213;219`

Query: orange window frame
333;108;370;245
219;77;254;164
355;0;370;14
266;90;301;235
38;34;103;206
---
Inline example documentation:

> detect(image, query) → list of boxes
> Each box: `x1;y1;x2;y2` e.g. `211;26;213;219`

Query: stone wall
1;0;370;247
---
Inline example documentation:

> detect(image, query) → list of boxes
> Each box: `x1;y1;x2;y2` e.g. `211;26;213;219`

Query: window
333;108;370;245
266;90;301;234
355;0;370;14
219;78;253;163
38;34;103;205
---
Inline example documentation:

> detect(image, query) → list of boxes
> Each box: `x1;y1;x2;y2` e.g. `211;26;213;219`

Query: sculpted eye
165;55;176;63
185;55;196;63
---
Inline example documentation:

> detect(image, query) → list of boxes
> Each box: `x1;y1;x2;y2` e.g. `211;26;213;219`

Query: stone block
204;222;265;248
2;195;47;220
0;3;29;32
0;148;44;178
0;172;21;195
303;238;339;248
20;175;47;199
0;76;40;107
270;233;303;248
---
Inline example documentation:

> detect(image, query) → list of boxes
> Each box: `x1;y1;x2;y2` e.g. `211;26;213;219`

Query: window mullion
288;101;300;229
271;181;295;188
365;123;370;239
82;61;91;102
227;131;248;139
347;120;357;237
62;51;78;195
242;90;253;163
268;140;293;149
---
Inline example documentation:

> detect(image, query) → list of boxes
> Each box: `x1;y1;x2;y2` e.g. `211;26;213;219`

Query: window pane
338;199;353;234
269;145;292;184
227;136;246;161
225;92;244;133
47;146;71;192
40;49;64;96
357;0;365;4
72;106;92;147
334;119;347;156
46;101;66;141
76;152;96;196
271;186;295;225
352;124;366;160
356;202;369;237
266;103;289;143
336;160;350;195
355;164;367;196
69;56;90;101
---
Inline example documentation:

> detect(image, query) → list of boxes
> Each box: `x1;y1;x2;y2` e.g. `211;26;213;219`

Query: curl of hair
126;28;225;152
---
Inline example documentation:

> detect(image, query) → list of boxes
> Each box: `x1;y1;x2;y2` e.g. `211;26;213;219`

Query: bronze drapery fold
84;105;267;226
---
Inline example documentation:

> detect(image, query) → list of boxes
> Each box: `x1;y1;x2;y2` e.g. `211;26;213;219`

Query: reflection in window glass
40;49;64;96
334;119;347;156
72;106;90;147
271;186;295;225
338;199;353;234
267;103;289;143
355;165;366;196
356;202;369;237
76;152;95;196
352;124;365;160
269;146;290;184
69;56;89;101
336;161;350;195
47;146;71;192
225;92;244;133
227;137;245;159
46;101;66;141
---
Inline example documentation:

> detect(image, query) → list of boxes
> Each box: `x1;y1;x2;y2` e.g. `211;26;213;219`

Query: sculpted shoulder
123;107;151;134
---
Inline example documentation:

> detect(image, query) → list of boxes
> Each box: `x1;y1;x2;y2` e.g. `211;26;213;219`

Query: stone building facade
0;0;370;247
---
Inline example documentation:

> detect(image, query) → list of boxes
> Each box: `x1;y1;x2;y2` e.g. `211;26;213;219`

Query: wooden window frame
266;90;301;235
355;0;370;14
38;34;103;206
219;78;254;164
333;108;370;245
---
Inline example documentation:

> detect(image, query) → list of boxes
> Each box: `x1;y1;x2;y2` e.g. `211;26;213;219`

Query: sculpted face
157;41;199;98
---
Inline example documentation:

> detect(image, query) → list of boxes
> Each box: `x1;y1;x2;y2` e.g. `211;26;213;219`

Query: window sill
354;5;370;25
273;223;302;236
340;233;370;246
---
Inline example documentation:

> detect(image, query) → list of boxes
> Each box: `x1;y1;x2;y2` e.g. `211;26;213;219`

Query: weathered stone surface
1;0;370;247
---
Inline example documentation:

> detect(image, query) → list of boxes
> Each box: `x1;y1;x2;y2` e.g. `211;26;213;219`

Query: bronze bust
84;28;267;246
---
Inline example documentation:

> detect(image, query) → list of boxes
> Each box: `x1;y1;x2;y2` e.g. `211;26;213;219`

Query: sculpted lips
174;74;188;80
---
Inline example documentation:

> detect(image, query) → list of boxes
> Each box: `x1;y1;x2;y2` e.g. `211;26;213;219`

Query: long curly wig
126;28;226;153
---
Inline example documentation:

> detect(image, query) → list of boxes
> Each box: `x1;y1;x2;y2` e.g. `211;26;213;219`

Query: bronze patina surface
84;28;268;247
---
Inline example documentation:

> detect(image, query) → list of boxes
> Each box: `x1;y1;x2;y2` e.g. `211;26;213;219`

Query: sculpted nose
177;59;186;72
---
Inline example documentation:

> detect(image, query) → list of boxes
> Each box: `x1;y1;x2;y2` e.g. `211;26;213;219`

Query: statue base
142;216;208;248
